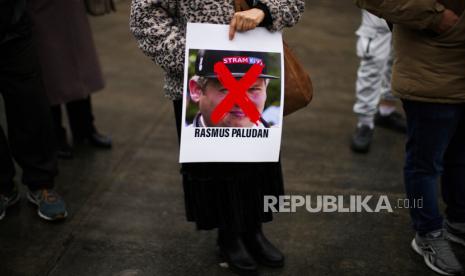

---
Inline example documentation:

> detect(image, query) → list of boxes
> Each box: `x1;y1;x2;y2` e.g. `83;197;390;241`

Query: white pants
353;31;395;118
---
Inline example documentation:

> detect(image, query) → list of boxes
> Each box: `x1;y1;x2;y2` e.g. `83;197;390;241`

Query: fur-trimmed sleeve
130;0;185;76
257;0;305;31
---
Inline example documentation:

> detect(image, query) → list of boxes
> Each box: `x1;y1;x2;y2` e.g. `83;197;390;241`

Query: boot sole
250;252;284;268
411;238;458;276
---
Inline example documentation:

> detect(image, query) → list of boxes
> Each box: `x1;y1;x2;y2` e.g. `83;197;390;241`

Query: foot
57;139;73;159
218;229;258;276
0;185;20;221
89;131;112;149
243;227;285;268
27;188;68;221
56;130;73;159
350;125;374;153
75;130;112;149
411;230;464;275
445;220;465;247
374;111;407;133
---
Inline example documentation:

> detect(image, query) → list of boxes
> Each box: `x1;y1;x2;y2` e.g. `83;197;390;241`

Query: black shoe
350;125;374;153
57;139;73;159
243;227;284;268
55;128;73;159
75;131;113;149
0;185;20;221
375;111;407;133
88;131;112;149
218;229;258;276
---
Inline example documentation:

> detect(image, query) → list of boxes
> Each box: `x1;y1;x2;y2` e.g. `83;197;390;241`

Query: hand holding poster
180;23;284;163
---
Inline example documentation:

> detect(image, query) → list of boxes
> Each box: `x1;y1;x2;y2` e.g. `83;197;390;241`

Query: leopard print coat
130;0;305;100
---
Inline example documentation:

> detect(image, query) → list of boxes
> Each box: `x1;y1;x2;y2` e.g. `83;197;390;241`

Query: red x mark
211;62;264;125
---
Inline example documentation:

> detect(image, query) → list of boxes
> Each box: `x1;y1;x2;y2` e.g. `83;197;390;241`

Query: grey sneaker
27;188;67;221
411;230;464;275
445;220;465;247
0;185;20;221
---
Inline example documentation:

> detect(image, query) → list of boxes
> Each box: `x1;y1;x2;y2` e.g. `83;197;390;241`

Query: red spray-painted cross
211;62;264;125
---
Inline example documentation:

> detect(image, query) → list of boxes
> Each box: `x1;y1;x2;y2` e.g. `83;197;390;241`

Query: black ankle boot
56;129;73;159
74;127;112;149
88;130;112;149
243;226;284;268
218;229;258;276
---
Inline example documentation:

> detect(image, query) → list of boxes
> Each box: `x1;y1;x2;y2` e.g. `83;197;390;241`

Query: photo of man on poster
187;50;281;128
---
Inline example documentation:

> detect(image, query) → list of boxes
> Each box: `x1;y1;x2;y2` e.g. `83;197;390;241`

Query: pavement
1;1;464;276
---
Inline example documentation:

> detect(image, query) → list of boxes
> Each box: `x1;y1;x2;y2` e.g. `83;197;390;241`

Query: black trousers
51;96;95;143
0;34;57;193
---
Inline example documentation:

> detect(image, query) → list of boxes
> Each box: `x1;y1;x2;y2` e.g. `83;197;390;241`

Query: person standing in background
351;10;406;153
355;0;465;274
0;0;67;221
28;0;112;159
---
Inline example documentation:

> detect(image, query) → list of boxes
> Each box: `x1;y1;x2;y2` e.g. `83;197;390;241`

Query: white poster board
180;23;284;163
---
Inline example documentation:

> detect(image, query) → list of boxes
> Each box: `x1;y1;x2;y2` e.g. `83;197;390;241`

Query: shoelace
427;236;460;264
40;190;59;203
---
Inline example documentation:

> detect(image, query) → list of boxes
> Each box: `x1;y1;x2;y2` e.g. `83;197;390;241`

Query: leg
442;105;465;224
379;45;395;103
0;125;20;220
173;99;182;143
0;126;16;194
51;104;73;159
353;50;385;126
353;32;391;126
51;104;66;144
402;100;461;235
405;101;464;275
66;96;95;142
351;33;390;153
66;96;112;148
375;46;406;133
0;36;57;191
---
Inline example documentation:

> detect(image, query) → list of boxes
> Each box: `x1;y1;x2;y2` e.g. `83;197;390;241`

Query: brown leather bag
234;0;313;116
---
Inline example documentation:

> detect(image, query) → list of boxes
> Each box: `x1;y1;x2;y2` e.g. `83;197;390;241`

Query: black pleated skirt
173;100;284;232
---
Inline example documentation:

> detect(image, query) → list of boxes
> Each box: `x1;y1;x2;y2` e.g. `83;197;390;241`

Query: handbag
84;0;116;16
234;0;313;116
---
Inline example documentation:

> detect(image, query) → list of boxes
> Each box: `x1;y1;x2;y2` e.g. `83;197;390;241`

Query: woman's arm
257;0;306;31
130;0;185;76
229;0;305;40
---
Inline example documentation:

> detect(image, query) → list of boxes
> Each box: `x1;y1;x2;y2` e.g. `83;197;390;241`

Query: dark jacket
0;0;29;44
27;0;105;105
355;0;465;103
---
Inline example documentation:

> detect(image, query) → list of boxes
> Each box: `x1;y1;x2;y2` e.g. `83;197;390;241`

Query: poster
180;23;284;163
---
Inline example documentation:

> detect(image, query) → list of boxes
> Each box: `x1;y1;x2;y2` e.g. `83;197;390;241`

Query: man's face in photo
189;77;268;127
